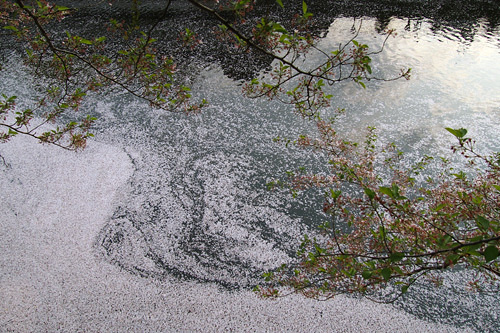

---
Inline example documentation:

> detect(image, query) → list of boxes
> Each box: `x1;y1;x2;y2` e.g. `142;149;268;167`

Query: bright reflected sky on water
312;17;500;153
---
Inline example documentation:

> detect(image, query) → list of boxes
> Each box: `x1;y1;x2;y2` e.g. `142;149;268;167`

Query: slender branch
133;0;172;74
15;0;71;101
0;123;73;150
315;235;500;261
186;0;310;76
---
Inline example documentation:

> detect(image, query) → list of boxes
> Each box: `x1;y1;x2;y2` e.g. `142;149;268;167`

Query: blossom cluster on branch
257;122;499;301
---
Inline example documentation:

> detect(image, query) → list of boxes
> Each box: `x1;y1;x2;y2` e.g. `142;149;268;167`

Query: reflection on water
306;0;500;43
317;17;500;154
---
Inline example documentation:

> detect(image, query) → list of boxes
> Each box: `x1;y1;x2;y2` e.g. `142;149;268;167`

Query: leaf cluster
257;123;500;302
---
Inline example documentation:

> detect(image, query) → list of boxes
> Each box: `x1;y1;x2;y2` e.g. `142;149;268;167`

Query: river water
1;1;499;331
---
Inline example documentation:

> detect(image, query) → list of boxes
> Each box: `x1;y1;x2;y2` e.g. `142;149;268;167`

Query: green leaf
378;225;386;239
279;34;290;43
381;267;391;281
476;216;490;231
483;246;499;262
379;186;394;198
302;1;308;15
445;254;460;265
472;195;483;205
329;189;341;200
401;284;409;294
361;270;372;279
262;271;274;281
393;266;403;275
445;127;468;138
3;26;19;32
391;184;402;198
452;171;467;180
438;234;452;246
389;252;404;262
364;187;375;200
462;243;481;256
433;203;446;212
275;0;284;8
273;23;288;34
